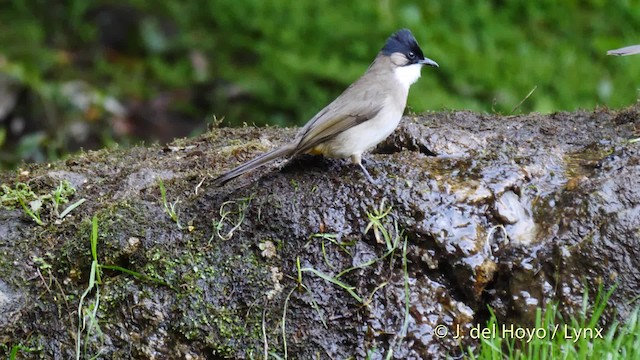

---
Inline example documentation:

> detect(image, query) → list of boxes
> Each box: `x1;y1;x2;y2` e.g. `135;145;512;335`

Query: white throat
393;63;422;89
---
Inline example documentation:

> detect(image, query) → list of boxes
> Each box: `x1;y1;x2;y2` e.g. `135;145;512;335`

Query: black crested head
381;29;425;63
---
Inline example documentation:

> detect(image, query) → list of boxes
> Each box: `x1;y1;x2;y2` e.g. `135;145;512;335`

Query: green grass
0;180;85;225
75;215;104;360
466;284;640;360
278;202;411;359
364;198;397;251
157;177;183;229
6;344;39;359
296;200;403;305
211;195;254;242
75;215;171;359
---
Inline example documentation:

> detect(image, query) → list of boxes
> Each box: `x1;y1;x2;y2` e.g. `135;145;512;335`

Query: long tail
212;143;297;186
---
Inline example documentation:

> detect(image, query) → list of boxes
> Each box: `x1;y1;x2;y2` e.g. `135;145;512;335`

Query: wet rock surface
0;106;639;359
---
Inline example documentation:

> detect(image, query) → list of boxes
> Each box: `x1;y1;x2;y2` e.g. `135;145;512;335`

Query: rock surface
0;107;639;359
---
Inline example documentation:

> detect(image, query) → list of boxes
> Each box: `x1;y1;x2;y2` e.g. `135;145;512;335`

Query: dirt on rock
1;106;639;359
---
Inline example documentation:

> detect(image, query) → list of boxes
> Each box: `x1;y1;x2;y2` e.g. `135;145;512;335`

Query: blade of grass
76;260;97;360
281;286;296;360
59;198;86;218
300;267;363;303
100;264;173;288
90;215;101;284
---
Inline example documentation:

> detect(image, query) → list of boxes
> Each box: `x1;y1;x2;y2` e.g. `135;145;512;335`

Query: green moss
137;237;267;355
0;180;78;225
30;189;270;357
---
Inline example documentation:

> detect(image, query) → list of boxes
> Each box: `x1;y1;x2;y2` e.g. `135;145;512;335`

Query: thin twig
511;85;537;114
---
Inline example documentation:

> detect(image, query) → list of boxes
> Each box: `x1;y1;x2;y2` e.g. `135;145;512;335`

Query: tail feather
212;143;296;186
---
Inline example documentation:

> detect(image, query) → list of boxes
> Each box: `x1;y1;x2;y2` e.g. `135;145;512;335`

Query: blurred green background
1;0;639;169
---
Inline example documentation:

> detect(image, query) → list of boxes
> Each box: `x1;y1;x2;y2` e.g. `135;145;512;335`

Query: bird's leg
351;154;376;184
358;163;376;184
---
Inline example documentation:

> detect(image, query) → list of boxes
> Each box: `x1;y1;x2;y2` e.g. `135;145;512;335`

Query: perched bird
212;29;438;186
607;45;640;56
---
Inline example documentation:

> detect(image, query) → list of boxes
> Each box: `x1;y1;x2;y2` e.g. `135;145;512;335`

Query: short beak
420;57;439;67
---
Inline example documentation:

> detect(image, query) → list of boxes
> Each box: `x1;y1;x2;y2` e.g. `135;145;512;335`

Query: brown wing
294;109;381;154
292;89;384;154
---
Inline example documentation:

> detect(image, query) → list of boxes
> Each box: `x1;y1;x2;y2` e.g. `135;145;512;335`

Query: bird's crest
381;29;424;59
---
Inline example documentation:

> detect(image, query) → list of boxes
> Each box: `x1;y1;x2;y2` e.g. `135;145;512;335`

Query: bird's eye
407;51;416;60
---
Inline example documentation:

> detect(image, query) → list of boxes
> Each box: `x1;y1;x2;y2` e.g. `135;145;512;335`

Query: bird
212;29;438;186
607;45;640;56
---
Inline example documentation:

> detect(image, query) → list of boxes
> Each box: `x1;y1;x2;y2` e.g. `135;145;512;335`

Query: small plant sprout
18;196;44;225
211;195;253;241
1;182;44;225
365;198;397;250
1;180;85;225
76;216;103;360
53;180;86;219
76;216;172;359
157;177;182;229
51;180;75;216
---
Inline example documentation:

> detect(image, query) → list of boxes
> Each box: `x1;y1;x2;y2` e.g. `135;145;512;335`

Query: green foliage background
1;0;640;165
